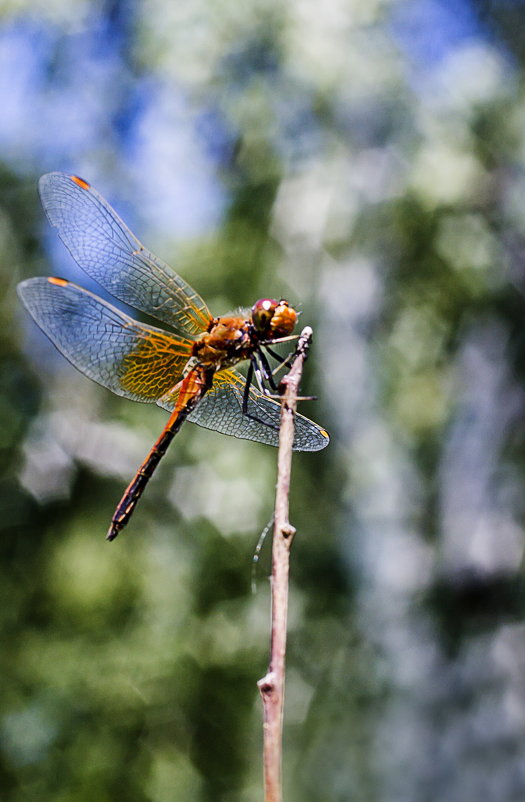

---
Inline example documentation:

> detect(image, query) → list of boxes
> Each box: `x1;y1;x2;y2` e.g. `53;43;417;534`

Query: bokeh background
2;0;525;800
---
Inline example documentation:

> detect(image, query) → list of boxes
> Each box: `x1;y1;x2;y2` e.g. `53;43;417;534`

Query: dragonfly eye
252;298;278;335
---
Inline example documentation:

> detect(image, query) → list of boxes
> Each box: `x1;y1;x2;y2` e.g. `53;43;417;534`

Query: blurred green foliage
2;0;525;800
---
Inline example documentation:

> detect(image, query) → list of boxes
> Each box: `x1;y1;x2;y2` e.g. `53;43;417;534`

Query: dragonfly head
251;298;298;339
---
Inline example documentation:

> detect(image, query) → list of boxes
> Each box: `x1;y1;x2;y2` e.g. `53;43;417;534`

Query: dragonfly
18;173;329;540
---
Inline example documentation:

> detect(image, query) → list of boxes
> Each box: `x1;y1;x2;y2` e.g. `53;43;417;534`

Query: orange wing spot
48;276;69;287
71;175;91;190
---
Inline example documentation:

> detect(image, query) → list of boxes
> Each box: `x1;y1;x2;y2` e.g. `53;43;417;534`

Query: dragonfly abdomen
107;366;213;540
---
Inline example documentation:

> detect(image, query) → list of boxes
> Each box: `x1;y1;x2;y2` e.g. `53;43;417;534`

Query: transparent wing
157;369;330;452
18;277;330;451
18;278;193;402
38;172;213;336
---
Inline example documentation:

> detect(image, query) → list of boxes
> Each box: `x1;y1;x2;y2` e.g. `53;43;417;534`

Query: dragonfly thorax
192;314;254;371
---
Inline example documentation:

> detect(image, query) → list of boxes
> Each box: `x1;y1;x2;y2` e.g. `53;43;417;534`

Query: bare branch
258;326;313;802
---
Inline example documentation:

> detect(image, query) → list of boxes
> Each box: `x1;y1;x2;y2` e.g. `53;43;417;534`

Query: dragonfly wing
158;369;330;452
18;277;193;402
38;173;212;336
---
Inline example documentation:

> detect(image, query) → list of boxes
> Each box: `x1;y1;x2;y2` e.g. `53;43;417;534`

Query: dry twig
258;326;313;802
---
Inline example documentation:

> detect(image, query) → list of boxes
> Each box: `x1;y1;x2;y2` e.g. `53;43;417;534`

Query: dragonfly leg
263;344;292;367
255;348;278;392
242;360;254;414
244;410;280;432
240;358;280;431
